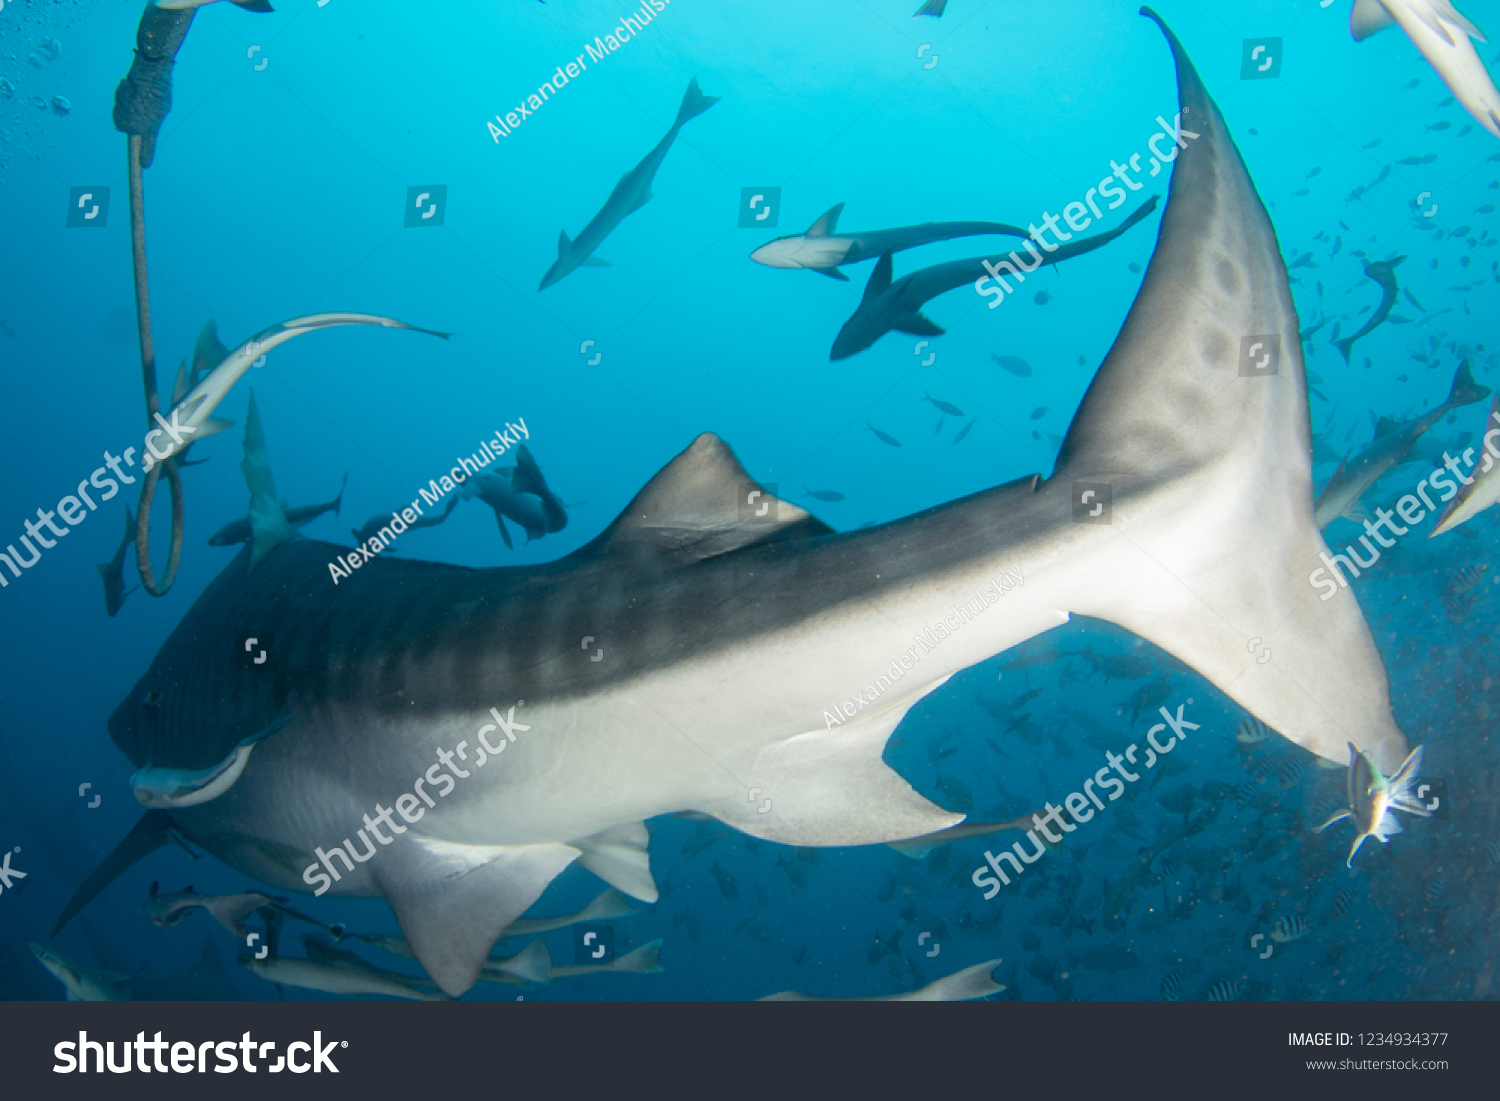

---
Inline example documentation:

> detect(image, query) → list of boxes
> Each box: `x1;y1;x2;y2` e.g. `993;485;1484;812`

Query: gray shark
750;205;1029;281
1333;257;1407;362
1315;741;1429;866
762;958;1004;1001
98;507;137;617
829;196;1159;360
59;10;1415;1000
458;446;569;549
1432;397;1500;535
539;78;719;290
209;474;347;546
1313;361;1490;526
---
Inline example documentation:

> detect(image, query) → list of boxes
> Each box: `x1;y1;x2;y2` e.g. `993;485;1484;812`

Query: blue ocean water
0;0;1496;1002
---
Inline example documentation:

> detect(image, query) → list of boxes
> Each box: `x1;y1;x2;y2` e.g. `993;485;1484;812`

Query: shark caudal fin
240;390;296;570
674;76;721;128
1046;8;1410;774
513;445;569;534
1333;334;1356;363
1443;359;1490;411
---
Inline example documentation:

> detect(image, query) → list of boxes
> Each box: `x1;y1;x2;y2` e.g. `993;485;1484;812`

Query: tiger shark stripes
60;9;1413;998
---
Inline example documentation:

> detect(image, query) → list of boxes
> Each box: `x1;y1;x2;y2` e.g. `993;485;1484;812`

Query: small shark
153;0;273;9
241;936;448;1000
208;474;347;546
98;507;138;617
1315;741;1430;866
540;78;719;290
750;205;1029;280
1432;397;1500;533
1350;0;1500;138
1333;257;1407;362
59;11;1419;999
458;446;569;549
829;196;1158;359
144;313;449;471
1314;361;1490;526
762;958;1004;1001
353;494;460;548
29;943;129;1001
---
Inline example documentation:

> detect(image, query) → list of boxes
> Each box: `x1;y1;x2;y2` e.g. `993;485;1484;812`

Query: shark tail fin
674;77;720;127
54;810;174;935
806;203;844;237
513;444;569;534
1333;335;1355;363
1048;8;1410;775
240;389;297;569
1446;359;1490;409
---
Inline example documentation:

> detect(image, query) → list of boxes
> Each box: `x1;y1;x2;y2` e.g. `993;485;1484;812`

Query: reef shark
1333;257;1407;363
1350;0;1500;138
829;195;1159;359
143;313;449;471
59;10;1417;999
750;204;1030;280
1315;742;1430;866
458;446;569;549
1432;396;1500;533
1313;361;1490;526
209;474;346;546
762;958;1004;1001
539;77;719;290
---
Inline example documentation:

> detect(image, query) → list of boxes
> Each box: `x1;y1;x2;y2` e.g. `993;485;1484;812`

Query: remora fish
750;205;1029;280
353;494;460;548
29;943;129;1001
143;313;450;471
143;881;333;937
1349;0;1500;138
761;958;1004;1001
830;196;1159;360
1315;742;1431;866
540;78;720;290
241;936;448;1001
549;940;664;980
886;813;1043;859
98;507;138;617
1314;361;1490;526
208;474;347;546
459;446;569;549
59;11;1416;1000
1333;257;1408;362
1432;397;1500;534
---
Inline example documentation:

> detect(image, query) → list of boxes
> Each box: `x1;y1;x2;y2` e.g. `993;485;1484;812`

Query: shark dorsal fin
191;320;230;384
1373;416;1397;438
240;389;298;570
600;434;833;565
806;203;844;237
557;230;572;258
863;252;894;304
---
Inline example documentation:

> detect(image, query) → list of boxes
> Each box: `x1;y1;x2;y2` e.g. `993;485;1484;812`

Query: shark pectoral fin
54;810;174;935
197;417;235;440
813;267;851;281
806;202;844;237
892;312;944;336
580;255;613;267
603;434;833;564
1350;0;1398;40
376;837;580;997
556;230;573;258
495;513;515;549
240;390;297;569
863;252;895;303
569;821;657;903
723;677;963;847
1054;10;1412;778
171;361;189;407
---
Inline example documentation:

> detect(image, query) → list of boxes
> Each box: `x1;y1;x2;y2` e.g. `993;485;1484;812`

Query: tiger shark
749;205;1031;281
58;9;1415;998
539;77;720;290
829;195;1159;360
